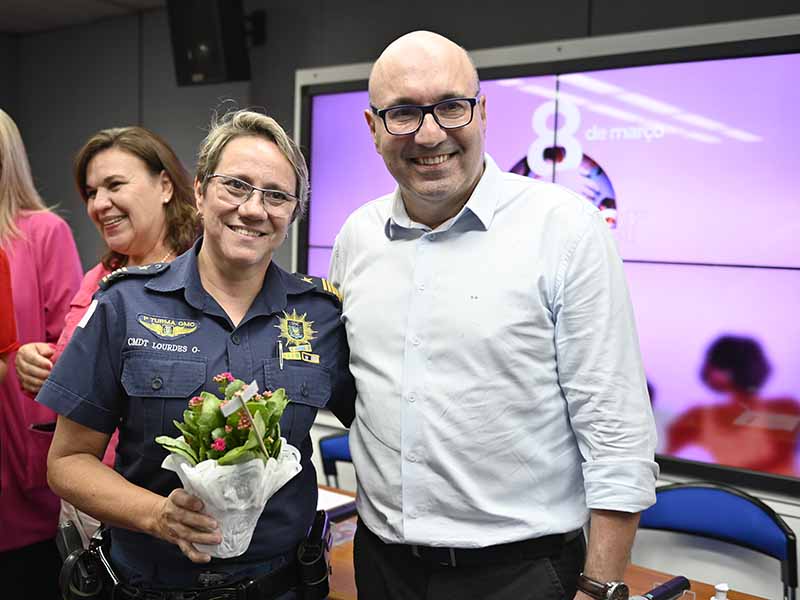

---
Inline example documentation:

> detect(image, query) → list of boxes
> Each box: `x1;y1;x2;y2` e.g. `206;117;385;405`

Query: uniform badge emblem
276;309;316;347
137;314;198;340
276;309;320;363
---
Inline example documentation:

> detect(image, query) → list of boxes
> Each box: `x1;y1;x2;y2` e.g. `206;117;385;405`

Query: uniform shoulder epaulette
294;273;343;303
98;262;171;291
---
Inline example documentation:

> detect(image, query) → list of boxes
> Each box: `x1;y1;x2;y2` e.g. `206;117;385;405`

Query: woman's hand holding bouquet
155;373;302;558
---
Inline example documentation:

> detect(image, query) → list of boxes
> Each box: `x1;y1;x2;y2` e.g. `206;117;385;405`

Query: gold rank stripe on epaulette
98;262;170;291
320;278;343;303
296;273;343;303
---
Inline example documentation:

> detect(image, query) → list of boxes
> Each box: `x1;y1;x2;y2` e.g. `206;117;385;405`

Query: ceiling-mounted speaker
166;0;252;86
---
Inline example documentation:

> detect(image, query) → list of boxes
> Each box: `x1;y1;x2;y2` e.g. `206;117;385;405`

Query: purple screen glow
307;53;800;480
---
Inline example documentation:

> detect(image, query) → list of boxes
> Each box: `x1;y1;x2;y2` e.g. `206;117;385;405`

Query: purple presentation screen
306;52;800;481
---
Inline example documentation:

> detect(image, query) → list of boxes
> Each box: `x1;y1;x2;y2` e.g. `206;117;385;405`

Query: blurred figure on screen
667;335;800;477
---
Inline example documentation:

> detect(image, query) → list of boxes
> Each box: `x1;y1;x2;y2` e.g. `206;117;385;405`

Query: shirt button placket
402;235;436;531
227;330;250;381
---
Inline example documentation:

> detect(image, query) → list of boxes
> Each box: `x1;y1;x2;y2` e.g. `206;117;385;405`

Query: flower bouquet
155;373;302;558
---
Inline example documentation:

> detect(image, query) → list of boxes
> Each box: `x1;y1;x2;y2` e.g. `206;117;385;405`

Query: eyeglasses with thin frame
370;95;480;136
207;173;297;216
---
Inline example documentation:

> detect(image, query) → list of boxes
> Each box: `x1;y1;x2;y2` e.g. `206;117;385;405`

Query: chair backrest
318;432;351;487
639;482;797;599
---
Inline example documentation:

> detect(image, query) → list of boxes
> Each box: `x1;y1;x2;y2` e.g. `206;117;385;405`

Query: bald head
368;31;479;106
364;31;487;230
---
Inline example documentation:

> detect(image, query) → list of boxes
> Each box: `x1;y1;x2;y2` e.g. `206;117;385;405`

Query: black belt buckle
410;545;458;567
115;581;245;600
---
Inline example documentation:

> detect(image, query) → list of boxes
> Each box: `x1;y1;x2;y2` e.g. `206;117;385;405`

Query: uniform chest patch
275;309;321;364
276;309;316;347
137;313;198;340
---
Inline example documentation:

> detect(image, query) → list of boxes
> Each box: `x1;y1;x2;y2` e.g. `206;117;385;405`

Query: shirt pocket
263;359;331;447
121;352;206;461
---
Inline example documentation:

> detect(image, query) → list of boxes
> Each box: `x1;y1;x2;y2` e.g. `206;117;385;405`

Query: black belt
381;527;583;568
110;559;298;600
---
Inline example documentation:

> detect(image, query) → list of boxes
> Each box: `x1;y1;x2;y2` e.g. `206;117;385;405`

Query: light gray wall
140;10;249;181
17;16;139;269
15;10;250;271
0;34;19;115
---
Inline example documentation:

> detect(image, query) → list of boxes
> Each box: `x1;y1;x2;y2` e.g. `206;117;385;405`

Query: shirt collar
145;238;203;308
385;153;502;240
146;237;310;318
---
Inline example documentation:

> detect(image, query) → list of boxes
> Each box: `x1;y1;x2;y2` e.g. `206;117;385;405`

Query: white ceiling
0;0;165;34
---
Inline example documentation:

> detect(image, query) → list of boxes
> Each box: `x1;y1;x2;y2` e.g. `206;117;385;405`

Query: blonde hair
74;126;199;270
0;109;48;242
196;109;309;222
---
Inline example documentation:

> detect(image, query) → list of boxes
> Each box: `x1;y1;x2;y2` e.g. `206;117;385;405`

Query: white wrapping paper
162;439;302;558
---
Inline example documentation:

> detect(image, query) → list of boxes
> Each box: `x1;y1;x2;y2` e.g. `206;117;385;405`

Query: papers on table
317;487;357;522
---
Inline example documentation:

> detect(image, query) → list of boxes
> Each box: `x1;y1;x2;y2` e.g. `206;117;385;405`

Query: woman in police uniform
38;110;355;598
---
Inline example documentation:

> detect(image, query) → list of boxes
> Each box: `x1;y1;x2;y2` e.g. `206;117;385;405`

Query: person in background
668;335;800;477
330;31;658;600
38;110;355;597
0;108;83;600
15;125;198;544
16;126;197;395
0;247;18;383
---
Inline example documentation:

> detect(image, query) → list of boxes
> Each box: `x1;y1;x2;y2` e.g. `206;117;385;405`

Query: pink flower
212;372;235;384
211;438;226;452
264;390;273;397
189;396;203;407
224;425;233;433
237;412;251;430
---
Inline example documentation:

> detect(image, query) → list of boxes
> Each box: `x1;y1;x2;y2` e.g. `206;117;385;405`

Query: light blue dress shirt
329;154;658;547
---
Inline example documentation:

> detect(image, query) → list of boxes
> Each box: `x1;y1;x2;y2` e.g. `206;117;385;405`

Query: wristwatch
576;573;630;600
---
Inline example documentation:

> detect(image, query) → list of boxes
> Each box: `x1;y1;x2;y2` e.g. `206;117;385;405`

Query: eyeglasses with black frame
207;173;297;217
370;95;481;136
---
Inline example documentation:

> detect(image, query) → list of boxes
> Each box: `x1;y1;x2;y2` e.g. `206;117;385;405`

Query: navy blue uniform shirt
37;239;355;586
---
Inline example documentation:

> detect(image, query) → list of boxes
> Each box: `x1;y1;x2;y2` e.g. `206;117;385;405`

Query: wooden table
327;521;766;600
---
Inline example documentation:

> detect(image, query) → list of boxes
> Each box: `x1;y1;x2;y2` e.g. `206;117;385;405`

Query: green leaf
264;390;289;431
252;411;266;441
155;436;199;465
243;428;260;451
224;380;245;400
211;427;226;440
217;447;258;466
183;410;198;430
198;392;224;443
173;421;196;444
270;435;282;458
226;411;241;429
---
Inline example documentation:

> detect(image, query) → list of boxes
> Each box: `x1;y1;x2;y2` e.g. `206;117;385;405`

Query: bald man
329;31;658;600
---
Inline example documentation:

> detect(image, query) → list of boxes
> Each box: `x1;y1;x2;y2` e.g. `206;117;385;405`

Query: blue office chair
639;482;797;600
318;432;351;488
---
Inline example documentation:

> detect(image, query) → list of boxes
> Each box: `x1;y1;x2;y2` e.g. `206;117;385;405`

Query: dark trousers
0;538;62;600
354;519;586;600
